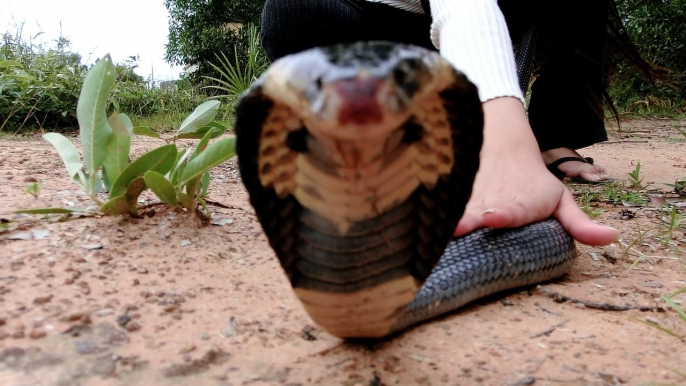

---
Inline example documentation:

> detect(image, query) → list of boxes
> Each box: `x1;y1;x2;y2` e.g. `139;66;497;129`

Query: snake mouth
305;74;413;142
329;77;385;125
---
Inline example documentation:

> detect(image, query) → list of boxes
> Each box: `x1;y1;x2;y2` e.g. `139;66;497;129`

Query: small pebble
137;267;149;274
179;344;196;354
29;329;46;339
116;314;131;327
199;332;210;340
125;322;141;332
33;295;53;305
75;340;100;355
96;309;114;317
12;330;25;339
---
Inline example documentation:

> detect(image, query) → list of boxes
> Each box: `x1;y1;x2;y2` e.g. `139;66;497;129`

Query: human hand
454;97;619;246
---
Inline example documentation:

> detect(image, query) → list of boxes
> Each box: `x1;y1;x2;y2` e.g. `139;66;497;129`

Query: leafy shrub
0;27;222;133
0;31;86;131
164;0;265;84
18;53;236;220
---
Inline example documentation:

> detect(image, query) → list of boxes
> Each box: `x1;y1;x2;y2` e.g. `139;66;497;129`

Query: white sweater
364;0;524;105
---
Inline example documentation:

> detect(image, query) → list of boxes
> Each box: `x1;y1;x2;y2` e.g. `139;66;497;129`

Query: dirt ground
0;119;685;386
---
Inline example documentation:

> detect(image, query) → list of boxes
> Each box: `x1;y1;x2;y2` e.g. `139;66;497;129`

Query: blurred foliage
0;27;213;133
164;0;265;85
610;0;686;114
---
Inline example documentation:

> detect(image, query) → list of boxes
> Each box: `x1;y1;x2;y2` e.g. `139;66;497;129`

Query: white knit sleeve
428;0;524;104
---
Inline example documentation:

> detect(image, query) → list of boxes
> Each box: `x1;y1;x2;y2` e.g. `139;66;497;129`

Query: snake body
234;41;577;339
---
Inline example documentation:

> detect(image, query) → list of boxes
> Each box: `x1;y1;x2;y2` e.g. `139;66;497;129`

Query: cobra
234;41;577;339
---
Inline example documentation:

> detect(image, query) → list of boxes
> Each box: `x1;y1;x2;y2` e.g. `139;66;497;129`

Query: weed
628;162;645;189
665;178;686;195
24;182;40;198
599;181;649;206
631;287;686;344
14;54;235;220
657;206;686;247
203;24;268;123
575;189;603;219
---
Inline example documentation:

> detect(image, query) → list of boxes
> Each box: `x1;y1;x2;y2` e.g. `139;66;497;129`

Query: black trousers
260;0;609;152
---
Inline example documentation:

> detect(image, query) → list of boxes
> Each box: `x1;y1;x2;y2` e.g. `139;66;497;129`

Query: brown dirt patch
1;119;685;386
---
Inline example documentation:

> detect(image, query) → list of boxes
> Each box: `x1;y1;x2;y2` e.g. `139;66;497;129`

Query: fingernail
483;208;497;214
607;226;620;237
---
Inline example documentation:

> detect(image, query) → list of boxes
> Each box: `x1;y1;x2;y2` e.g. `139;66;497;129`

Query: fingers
454;188;618;247
454;211;483;237
454;200;541;237
553;189;619;246
480;200;541;229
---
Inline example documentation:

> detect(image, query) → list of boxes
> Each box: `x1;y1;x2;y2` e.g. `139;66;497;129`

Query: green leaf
14;208;82;214
175;121;227;140
172;163;187;187
190;126;216;161
662;293;686;324
198;197;210;218
144;171;178;206
179;137;235;187
0;60;22;68
77;54;116;178
176;100;220;134
42;133;84;182
133;126;160;138
120;113;134;137
178;192;194;212
185;176;202;199
168;147;193;183
102;112;132;184
200;172;210;198
101;177;147;215
109;144;178;198
101;195;130;215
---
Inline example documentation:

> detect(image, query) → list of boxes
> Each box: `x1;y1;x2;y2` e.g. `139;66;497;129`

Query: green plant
575;189;603;219
164;0;265;83
610;0;686;114
665;178;686;195
25;182;40;198
203;24;268;122
632;287;686;342
657;205;686;247
628;162;645;189
16;53;236;219
600;182;649;206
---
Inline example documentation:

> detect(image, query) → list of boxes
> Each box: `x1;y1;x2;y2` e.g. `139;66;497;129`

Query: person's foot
542;147;609;183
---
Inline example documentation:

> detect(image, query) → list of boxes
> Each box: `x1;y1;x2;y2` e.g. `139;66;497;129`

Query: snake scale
234;41;577;339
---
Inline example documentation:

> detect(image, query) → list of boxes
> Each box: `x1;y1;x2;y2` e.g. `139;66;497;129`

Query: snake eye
315;77;323;89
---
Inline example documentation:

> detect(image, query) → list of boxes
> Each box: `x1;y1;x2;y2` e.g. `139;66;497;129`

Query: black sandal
546;156;614;184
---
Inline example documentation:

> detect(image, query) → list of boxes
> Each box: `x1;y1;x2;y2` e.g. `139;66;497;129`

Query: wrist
481;97;541;156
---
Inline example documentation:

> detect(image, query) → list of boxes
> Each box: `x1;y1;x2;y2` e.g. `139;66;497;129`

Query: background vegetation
610;0;686;115
0;0;684;134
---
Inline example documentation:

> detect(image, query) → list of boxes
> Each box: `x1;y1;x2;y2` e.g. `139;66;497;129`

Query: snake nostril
401;119;425;144
286;127;310;153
